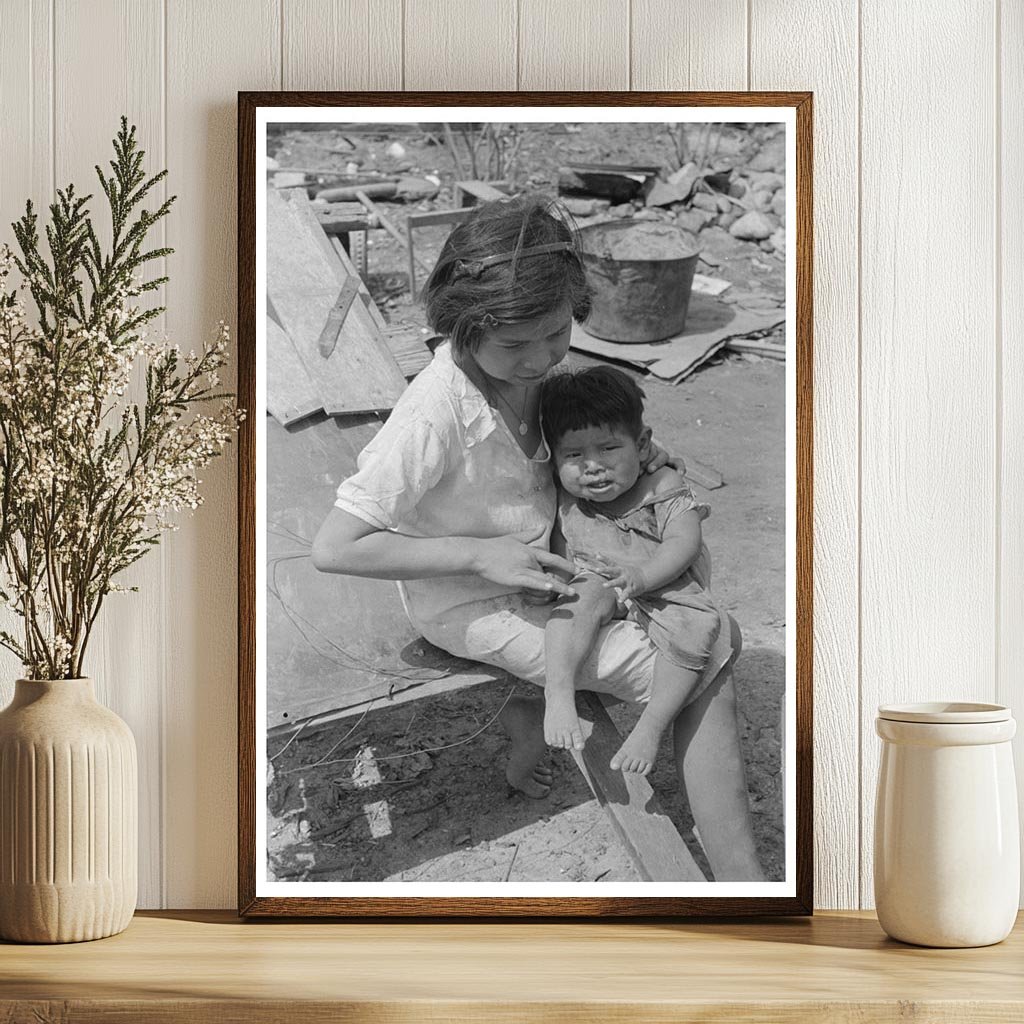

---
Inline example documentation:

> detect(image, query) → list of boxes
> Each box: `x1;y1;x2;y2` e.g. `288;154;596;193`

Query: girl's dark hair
540;366;646;446
421;194;591;356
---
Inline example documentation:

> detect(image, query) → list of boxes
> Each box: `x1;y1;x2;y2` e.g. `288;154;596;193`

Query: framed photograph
238;91;812;917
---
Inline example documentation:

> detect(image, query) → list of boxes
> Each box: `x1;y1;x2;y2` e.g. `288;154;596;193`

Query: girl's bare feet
543;693;585;751
499;695;552;798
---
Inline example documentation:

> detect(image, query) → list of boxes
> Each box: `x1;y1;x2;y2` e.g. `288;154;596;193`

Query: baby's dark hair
421;194;591;356
540;366;646;447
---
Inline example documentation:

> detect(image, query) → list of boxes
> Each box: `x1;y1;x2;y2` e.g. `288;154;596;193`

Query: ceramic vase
874;702;1019;948
0;678;137;943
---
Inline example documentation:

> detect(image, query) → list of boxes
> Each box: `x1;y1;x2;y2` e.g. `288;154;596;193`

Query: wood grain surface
0;1;1019;914
858;3;998;909
2;911;1023;1023
751;0;860;911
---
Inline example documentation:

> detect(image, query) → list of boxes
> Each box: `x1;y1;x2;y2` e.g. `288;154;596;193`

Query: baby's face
552;424;643;503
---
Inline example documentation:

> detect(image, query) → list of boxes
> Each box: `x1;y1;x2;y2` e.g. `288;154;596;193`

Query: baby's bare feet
500;695;552;799
543;696;585;751
610;719;662;775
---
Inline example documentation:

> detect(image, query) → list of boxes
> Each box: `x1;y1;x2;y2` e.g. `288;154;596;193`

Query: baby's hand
602;565;648;600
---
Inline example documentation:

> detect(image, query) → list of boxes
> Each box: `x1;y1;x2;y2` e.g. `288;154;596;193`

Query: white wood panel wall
0;0;1018;911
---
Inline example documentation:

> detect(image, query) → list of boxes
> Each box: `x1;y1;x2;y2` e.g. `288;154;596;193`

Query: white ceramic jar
874;702;1019;947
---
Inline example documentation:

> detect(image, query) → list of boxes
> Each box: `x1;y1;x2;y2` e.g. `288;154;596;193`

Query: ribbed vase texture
0;678;137;943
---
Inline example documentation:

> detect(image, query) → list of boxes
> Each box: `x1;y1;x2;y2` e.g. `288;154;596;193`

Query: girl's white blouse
333;342;557;634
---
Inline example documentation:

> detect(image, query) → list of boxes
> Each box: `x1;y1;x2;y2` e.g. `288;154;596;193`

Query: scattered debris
558;162;660;203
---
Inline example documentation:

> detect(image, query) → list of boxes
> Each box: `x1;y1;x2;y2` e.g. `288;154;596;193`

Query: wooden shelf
2;910;1022;1022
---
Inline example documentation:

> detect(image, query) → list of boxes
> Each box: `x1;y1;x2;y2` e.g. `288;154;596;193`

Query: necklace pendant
518;422;529;436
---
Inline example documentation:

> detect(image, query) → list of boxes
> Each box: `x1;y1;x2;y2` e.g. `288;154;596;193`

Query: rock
717;210;739;230
751;189;774;211
716;194;733;213
747;171;785;193
759;239;775;252
386;141;407;159
691;192;720;214
272;171;307;188
748;137;786;173
266;156;280;170
608;203;635;218
645;179;693;207
394;176;440;202
771;192;787;220
729;210;776;241
675;208;712;233
729;179;748;199
770;227;786;253
668;161;698;186
561;196;609;217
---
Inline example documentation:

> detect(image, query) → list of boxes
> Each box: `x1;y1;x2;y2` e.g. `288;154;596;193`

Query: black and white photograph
242;98;809;914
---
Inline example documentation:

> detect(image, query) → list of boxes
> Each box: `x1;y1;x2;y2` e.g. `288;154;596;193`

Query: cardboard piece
570;292;785;383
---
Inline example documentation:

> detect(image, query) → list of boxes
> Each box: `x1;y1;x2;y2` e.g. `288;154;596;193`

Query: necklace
486;380;531;436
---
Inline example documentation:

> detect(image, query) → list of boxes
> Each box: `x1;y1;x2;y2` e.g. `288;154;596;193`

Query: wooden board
266;189;406;415
572;692;706;882
266;413;509;730
858;1;998;910
1002;0;1024;905
403;0;516;89
5;910;1024;1020
266;317;321;426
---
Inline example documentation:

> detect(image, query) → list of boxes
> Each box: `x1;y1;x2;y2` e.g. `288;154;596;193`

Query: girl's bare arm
312;506;577;596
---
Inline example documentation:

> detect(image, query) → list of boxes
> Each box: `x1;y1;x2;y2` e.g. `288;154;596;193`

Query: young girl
540;366;732;777
312;195;764;880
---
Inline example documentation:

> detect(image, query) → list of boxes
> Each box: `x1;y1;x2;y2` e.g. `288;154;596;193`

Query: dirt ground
266;121;787;884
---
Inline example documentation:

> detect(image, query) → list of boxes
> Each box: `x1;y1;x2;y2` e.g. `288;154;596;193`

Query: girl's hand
471;530;577;597
602;564;648;600
640;436;686;476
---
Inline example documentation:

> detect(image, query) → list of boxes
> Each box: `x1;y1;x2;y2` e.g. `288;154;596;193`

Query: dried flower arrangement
0;118;242;680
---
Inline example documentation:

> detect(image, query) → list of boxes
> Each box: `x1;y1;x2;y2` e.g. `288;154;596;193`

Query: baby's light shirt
333;342;557;632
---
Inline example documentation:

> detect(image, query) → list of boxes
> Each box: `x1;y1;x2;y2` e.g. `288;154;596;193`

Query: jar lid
877;701;1011;724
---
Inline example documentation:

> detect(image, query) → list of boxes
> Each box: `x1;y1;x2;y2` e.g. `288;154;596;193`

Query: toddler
540;366;726;775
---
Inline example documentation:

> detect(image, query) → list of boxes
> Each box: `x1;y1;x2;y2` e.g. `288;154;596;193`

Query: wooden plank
282;0;402;90
454;180;508;206
53;0;166;911
329;237;388;331
630;0;747;90
267;189;406;415
750;0;860;910
404;0;516;90
1000;0;1024;906
571;692;706;882
519;0;629;90
266;317;322;426
859;2;998;908
266;414;477;730
8;910;1024;1014
316;278;362;358
407;207;478;230
0;0;53;694
164;0;280;910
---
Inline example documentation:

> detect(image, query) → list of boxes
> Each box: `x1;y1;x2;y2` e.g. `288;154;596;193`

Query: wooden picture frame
238;91;813;917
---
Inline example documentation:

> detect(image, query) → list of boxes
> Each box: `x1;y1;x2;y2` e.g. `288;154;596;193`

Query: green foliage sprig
0;117;242;679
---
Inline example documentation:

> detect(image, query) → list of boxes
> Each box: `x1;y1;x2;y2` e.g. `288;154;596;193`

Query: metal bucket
578;219;700;343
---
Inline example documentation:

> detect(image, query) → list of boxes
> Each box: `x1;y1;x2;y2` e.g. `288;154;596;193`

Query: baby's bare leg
543;576;618;751
611;655;701;775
